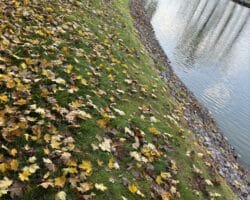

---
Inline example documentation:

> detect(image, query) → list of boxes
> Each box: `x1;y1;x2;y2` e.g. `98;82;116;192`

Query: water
145;0;250;168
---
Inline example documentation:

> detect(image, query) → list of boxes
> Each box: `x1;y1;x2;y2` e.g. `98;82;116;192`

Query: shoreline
232;0;250;8
130;0;250;199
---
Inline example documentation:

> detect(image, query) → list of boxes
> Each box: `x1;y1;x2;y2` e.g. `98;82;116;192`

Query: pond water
144;0;250;168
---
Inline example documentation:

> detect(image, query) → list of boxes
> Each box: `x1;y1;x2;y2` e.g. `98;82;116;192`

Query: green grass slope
0;0;236;199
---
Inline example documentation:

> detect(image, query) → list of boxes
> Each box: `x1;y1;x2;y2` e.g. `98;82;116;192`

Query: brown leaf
9;182;24;199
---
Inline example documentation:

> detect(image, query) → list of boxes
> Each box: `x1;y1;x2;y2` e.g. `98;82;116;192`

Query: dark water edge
232;0;250;8
130;0;250;199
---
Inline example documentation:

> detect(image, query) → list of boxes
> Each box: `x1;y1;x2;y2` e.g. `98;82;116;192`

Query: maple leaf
66;110;92;123
65;64;73;74
170;186;177;194
18;168;31;182
9;160;19;171
0;94;8;103
9;182;24;199
79;161;92;175
15;99;27;106
148;127;159;135
55;191;67;200
35;107;46;115
28;164;40;174
161;191;171;200
81;78;88;86
108;158;120;169
54;176;66;188
62;167;78;175
205;179;213;186
113;108;125;116
0;177;13;197
77;182;93;193
39;180;54;189
53;78;66;85
95;183;107;191
99;138;112;152
0;163;7;173
9;148;18;157
156;176;163;185
97;119;107;129
128;183;138;193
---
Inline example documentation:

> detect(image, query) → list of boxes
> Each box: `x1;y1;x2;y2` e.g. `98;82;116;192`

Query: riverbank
130;0;250;199
232;0;250;8
0;0;246;199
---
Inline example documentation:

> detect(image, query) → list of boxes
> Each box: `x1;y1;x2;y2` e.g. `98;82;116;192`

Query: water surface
145;0;250;168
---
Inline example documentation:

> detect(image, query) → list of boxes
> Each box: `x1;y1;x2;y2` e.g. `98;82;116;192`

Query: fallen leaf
0;177;13;197
55;191;67;200
54;176;66;188
99;138;112;152
128;183;138;193
95;183;107;191
79;161;92;175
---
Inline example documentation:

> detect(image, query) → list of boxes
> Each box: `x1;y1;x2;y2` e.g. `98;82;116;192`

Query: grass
0;0;236;199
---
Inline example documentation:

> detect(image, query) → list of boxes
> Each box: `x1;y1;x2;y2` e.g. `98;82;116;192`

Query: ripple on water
146;0;250;168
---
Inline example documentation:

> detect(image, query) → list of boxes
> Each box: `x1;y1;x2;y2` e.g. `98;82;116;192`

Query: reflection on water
145;0;250;168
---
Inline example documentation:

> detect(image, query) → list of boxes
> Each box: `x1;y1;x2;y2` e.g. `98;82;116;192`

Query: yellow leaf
0;94;8;103
25;58;34;65
15;99;27;105
171;160;178;172
108;158;119;170
161;191;171;200
65;64;73;74
97;119;107;129
81;78;88;86
108;74;114;81
62;167;77;174
66;160;77;167
97;159;104;166
0;163;7;173
156;175;163;185
9;160;19;171
6;80;15;89
62;47;68;54
35;30;45;36
54;176;66;188
23;0;30;6
50;139;61;149
160;172;171;180
128;183;138;194
148;127;159;135
77;182;93;193
20;63;27;69
44;148;50;155
19;168;31;181
79;161;92;175
44;134;51;143
46;7;54;12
